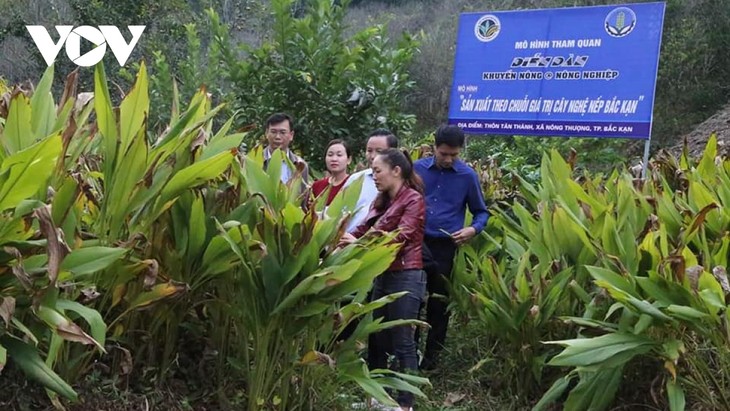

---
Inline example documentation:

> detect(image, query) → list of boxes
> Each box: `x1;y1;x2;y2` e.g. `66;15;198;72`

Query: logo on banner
474;15;500;42
605;7;637;38
26;25;146;67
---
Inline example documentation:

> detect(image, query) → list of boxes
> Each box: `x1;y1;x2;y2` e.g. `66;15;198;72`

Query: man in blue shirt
414;125;489;370
343;129;398;232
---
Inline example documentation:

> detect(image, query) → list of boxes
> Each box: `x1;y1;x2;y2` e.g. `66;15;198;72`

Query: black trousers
368;269;426;407
421;236;458;366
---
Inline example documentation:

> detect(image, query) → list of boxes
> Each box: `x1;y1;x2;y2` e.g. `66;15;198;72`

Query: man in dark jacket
262;112;309;185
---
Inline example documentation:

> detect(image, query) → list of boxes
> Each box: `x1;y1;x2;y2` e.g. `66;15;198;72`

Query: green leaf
0;135;62;211
125;282;187;312
56;299;106;349
11;317;39;345
201;131;245;160
0;335;78;400
533;374;575;411
3;92;33;153
564;367;623;411
696;133;717;181
662;339;685;362
36;305;103;350
60;247;127;276
157;150;234;210
374;375;428;399
94;63;118;177
51;177;80;227
546;333;655;367
104;127;148;238
666;305;710;321
273;259;363;315
667;379;686;411
30;64;56;139
586;266;637;298
119;62;149;155
0;344;6;372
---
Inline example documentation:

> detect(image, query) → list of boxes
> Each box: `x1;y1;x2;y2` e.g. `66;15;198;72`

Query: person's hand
338;232;357;247
451;226;477;246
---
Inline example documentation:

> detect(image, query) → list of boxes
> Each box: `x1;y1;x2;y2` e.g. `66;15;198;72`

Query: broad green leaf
104;127;148;239
3;92;33;153
151;99;203;149
698;271;725;307
688;181;716;214
562;317;618;333
51;97;74;136
667;379;686;411
564;367;623;411
200;132;244;160
698;289;725;312
547;333;654;367
375;376;428;399
586;266;637;297
633;313;653;334
635;276;693;307
696;133;717;181
619;289;674;322
244;148;279;203
36;305;103;351
51;177;80;227
125;282;187;312
327;173;364;220
186;194;207;265
94;63;118;177
60;247;127;276
682;203;719;244
351;374;397;407
0;343;5;372
0;335;77;400
321;243;399;301
11;317;39;345
30;64;56;139
56;299;106;349
662;339;685;362
0;134;62;211
158;150;234;208
273;259;363;314
533;374;574;411
119;62;149;155
666;304;709;321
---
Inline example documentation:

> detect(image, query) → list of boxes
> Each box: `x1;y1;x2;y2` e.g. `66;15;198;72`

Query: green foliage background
1;0;729;171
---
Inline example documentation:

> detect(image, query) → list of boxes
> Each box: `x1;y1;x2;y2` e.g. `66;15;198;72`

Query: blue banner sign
448;3;665;139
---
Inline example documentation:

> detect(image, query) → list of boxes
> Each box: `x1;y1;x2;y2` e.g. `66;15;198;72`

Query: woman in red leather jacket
340;148;425;411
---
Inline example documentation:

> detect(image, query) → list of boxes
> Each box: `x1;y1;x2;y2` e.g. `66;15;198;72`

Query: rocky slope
670;102;730;158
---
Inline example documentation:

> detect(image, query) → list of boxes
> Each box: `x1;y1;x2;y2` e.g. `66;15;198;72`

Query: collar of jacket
263;146;303;165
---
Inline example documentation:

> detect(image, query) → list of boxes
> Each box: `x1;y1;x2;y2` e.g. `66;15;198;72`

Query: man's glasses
267;129;290;136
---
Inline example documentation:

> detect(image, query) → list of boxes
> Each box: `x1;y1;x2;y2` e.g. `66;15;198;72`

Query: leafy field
2;59;729;410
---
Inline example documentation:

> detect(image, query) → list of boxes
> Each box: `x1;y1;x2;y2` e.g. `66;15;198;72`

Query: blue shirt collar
426;157;467;172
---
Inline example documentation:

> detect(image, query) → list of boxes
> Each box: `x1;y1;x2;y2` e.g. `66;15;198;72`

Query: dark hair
265;113;294;130
434;125;465;148
368;128;398;148
325;139;351;158
373;148;423;210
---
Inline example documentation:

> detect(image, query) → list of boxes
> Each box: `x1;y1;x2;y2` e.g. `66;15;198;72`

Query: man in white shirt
262;113;309;185
343;129;398;232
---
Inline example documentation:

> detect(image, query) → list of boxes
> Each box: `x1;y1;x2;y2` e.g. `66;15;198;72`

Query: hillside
672;102;730;158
